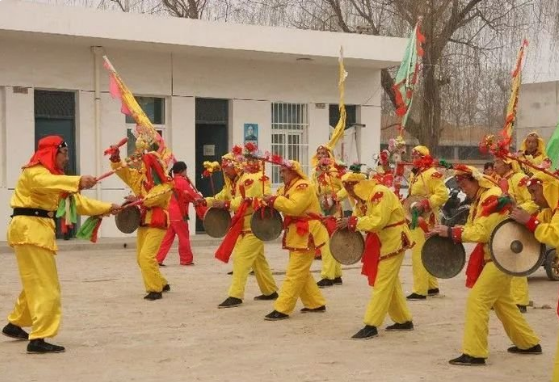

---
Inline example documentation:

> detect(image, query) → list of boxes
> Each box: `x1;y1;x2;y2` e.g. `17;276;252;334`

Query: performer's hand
411;202;424;215
193;198;206;207
429;224;449;238
510;207;532;224
262;195;274;205
109;203;121;215
79;175;97;190
124;195;139;203
212;200;226;209
336;218;349;229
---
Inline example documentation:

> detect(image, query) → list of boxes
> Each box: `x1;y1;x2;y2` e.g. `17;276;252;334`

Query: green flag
546;118;559;169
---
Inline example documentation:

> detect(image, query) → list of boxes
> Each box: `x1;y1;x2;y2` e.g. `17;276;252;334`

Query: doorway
195;98;229;233
34;90;77;238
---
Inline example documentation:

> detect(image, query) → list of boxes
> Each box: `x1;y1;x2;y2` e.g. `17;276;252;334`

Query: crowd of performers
3;129;559;379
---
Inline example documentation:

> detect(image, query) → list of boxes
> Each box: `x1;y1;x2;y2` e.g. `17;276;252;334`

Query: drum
330;228;365;265
115;205;141;234
203;207;232;238
251;206;283;241
489;218;545;276
421;235;466;279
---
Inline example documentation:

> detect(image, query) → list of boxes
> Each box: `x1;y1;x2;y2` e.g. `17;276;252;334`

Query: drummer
406;146;449;300
430;165;541;366
509;171;559;379
493;157;538;313
336;167;414;339
212;150;278;309
310;145;348;288
109;136;173;300
262;160;328;321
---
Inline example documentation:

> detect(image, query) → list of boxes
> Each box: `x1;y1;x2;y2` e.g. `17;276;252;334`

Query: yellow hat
283;160;308;180
500;157;522;173
413;145;430;157
311;145;335;168
520;131;546;156
530;171;559;209
454;165;496;189
341;172;366;183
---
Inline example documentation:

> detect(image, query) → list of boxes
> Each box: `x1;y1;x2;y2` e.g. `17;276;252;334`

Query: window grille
271;103;309;185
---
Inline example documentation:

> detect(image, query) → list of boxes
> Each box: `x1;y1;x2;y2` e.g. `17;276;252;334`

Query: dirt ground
0;242;557;382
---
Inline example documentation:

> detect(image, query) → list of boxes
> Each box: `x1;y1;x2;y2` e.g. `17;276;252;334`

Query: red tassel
465;244;485;288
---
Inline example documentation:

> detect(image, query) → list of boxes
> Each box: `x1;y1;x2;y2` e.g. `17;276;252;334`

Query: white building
517;80;559;146
0;1;406;238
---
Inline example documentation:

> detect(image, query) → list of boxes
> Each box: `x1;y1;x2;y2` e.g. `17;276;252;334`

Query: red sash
215;185;248;264
465;243;485;288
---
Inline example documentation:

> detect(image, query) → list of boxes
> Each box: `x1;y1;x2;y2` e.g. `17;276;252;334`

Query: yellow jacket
111;161;172;226
274;177;329;251
502;171;538;214
7;165;112;252
533;208;559;246
352;183;412;256
460;186;507;261
230;171;271;231
205;174;240;204
519;153;548;176
408;167;448;223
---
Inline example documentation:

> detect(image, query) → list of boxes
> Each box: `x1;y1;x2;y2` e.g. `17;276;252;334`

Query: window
329;104;357;128
125;96;166;157
271;103;309;185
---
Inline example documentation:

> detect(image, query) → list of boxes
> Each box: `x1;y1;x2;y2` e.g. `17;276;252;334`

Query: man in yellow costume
212;152;278;308
430;165;541;366
263;160;328;321
204;153;240;207
3;135;118;353
109;137;173;301
493;157;538;313
406;145;448;300
510;171;559;379
337;169;414;339
518;132;550;176
311;145;347;288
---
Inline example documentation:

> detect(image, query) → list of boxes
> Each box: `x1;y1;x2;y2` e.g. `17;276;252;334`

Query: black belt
11;208;56;219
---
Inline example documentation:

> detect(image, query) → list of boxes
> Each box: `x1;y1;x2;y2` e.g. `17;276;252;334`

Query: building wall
517;81;559;147
0;36;383;237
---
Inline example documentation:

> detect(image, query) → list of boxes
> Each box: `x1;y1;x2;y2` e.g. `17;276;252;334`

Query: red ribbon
214;184;248;264
465;243;485;288
362;233;381;286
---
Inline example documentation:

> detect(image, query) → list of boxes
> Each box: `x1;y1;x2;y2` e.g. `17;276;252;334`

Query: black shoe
351;325;378;339
428;288;440;296
162;284;171;292
227;271;233;275
158;263;166;267
27;339;65;354
507;344;542;355
144;292;162;301
300;305;326;313
264;310;289;321
406;293;427;300
249;271;255;275
254;292;279;301
333;277;343;285
386;321;414;331
449;354;486;366
517;304;527;313
218;297;242;309
2;323;28;340
317;279;334;288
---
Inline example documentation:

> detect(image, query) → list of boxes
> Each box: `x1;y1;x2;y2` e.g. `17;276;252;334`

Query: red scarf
23;135;65;175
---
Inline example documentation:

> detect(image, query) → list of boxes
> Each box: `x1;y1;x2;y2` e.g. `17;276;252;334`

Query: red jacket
169;174;202;221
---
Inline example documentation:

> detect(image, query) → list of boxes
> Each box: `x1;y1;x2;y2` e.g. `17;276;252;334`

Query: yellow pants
462;262;540;358
8;244;61;340
553;332;559;382
511;276;529;306
410;227;438;295
228;233;277;299
274;249;326;315
137;227;168;293
320;241;342;280
364;253;413;327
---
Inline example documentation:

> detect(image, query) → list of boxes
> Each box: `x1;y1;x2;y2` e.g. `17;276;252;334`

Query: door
194;98;229;233
34;90;77;238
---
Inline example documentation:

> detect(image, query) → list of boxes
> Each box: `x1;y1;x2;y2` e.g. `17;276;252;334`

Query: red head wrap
23;135;67;175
